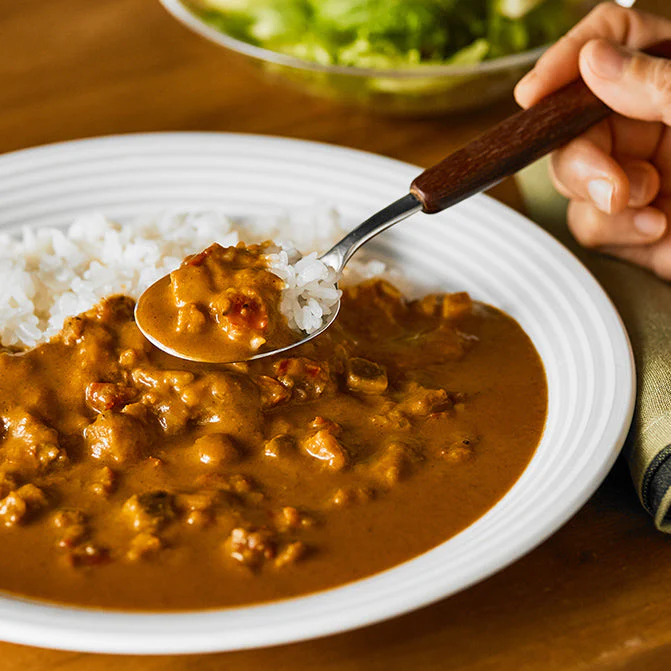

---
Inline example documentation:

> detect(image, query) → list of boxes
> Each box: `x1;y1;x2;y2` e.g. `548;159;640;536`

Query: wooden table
2;1;670;669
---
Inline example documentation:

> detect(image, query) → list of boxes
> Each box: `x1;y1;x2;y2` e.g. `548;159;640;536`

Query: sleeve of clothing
517;158;671;532
626;305;671;531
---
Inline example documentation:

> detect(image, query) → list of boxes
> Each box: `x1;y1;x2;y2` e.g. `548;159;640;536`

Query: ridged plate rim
0;133;635;654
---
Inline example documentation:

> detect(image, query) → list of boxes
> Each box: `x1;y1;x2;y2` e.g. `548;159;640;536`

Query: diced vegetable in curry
0;275;546;610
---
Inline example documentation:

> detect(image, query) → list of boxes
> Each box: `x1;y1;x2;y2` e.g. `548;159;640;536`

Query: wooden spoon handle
410;40;671;214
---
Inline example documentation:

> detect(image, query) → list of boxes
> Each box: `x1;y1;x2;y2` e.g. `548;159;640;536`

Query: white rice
0;209;396;350
265;247;341;334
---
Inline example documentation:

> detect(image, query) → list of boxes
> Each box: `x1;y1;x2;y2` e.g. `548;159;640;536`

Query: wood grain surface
1;1;670;669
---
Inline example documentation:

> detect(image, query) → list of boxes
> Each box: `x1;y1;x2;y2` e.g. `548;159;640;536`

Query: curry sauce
0;278;546;610
136;243;299;362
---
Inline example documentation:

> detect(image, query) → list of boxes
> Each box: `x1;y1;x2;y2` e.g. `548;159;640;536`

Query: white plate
0;133;635;654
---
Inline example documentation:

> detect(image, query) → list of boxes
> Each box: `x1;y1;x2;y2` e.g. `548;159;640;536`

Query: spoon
136;39;671;364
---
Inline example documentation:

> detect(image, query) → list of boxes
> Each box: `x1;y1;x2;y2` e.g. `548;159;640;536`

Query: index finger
514;3;671;108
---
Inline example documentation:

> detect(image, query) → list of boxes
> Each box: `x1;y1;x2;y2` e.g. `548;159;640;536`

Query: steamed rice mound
0;210;391;350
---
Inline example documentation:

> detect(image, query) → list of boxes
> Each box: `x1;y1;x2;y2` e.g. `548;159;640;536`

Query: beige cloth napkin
517;158;671;531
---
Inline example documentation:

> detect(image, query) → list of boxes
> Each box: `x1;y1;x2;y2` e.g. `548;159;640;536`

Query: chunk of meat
84;411;149;464
61;316;86;346
120;402;152;423
2;411;67;472
180;372;263;446
441;430;479;463
144;394;191;436
213;291;269;337
0;499;27;528
369;404;411;432
255;375;291;408
443;445;475;463
329;485;375;508
131;368;195;395
275;358;332;400
192;433;241;467
118;348;142;369
274;506;315;532
309;416;341;436
85;382;137;414
414;292;473;321
224;527;276;569
94;295;136;323
440;292;473;320
274;541;308;568
138;370;263;440
121;491;175;533
176;303;206;334
89;466;117;497
52;509;88;549
0;484;47;526
398;383;451;417
195;472;258;496
346;357;388;394
175;490;222;527
345;279;406;311
118;320;153;354
368;442;417;487
52;508;85;529
301;428;348;471
263;434;296;460
126;532;163;561
65;543;110;568
0;472;18;500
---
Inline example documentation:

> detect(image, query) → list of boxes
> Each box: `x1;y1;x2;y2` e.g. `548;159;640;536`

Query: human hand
514;2;671;280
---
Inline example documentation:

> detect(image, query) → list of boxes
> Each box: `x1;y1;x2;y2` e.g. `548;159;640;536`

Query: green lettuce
192;0;581;68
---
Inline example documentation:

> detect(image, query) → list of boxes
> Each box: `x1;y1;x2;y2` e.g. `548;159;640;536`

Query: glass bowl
160;0;554;116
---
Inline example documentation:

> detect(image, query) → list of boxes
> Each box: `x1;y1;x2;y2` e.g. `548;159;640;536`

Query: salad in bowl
162;0;599;114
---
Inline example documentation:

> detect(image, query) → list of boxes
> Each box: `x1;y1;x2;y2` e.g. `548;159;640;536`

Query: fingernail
514;71;536;106
517;70;536;89
586;40;631;81
626;164;650;205
587;179;614;213
634;209;666;237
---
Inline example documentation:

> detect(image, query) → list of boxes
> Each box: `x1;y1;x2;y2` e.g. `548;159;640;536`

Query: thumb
579;38;671;126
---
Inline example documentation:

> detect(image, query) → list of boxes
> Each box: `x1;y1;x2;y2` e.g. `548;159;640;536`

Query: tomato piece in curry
0;276;546;611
